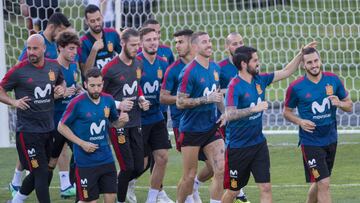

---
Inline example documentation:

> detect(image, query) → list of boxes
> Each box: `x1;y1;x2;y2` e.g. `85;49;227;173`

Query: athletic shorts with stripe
224;140;270;190
301;143;337;183
142;120;172;157
75;162;117;202
16;132;52;172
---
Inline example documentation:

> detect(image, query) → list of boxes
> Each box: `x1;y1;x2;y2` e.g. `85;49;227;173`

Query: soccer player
218;32;244;92
221;42;316;203
161;29;211;203
1;34;65;203
46;31;82;198
138;27;173;203
9;12;71;198
218;32;250;203
102;28;150;203
176;31;226;203
18;12;71;61
58;68;129;203
141;19;175;65
79;4;121;73
283;47;352;203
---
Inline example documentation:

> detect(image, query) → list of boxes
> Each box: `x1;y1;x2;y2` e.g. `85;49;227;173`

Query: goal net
1;0;359;146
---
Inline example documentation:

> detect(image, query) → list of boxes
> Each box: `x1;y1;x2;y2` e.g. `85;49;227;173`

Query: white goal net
1;0;359;146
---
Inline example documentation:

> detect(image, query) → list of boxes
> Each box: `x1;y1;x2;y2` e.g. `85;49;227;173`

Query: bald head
225;32;244;56
26;34;46;65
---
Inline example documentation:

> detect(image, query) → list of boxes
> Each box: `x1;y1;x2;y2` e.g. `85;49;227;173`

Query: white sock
185;194;194;203
209;199;221;203
193;176;203;192
11;168;23;187
146;188;159;202
59;171;72;190
237;188;245;197
12;191;28;203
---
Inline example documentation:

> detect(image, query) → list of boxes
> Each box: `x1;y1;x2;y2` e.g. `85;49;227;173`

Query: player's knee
317;178;330;191
259;183;272;194
154;151;168;166
225;189;240;199
183;170;197;183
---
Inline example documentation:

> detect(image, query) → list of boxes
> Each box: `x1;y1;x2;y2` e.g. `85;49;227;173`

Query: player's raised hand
328;95;341;107
93;40;104;52
80;141;98;153
119;99;134;111
139;96;150;111
13;96;31;110
207;89;223;103
251;101;269;113
299;119;316;133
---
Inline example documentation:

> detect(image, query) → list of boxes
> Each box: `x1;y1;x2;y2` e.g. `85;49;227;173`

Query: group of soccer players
1;3;353;203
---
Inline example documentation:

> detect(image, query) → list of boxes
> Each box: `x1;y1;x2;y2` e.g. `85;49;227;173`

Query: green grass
1;134;360;202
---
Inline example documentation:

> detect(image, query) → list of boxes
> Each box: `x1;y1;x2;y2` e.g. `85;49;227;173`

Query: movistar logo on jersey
90;120;106;136
311;98;332;120
123;81;138;96
203;84;216;96
144;80;159;94
34;84;51;99
96;57;112;69
33;84;52;104
312;98;330;114
249;97;262;120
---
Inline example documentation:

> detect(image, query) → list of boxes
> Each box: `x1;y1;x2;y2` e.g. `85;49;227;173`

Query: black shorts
142;120;172;156
16;132;52;172
174;127;207;161
75;163;117;202
301;143;337;183
109;127;144;175
50;129;72;158
224;141;270;191
179;125;223;148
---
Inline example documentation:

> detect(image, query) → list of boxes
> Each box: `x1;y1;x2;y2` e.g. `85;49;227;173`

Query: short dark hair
142;19;160;27
190;31;208;44
173;29;194;37
47;12;71;28
85;4;101;19
139;27;156;39
233;46;257;71
121;28;140;42
56;31;80;48
85;68;102;81
302;47;320;57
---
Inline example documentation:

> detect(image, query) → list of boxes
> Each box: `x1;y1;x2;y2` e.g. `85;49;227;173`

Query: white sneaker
126;180;137;203
192;191;202;203
157;190;175;203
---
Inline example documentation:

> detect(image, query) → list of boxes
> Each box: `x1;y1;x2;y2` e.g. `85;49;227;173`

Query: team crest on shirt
256;84;263;94
136;67;142;79
311;168;320;179
157;68;163;79
325;84;333;96
231;179;237;188
48;69;55;81
118;135;126;144
104;106;110;118
214;70;219;81
107;41;113;52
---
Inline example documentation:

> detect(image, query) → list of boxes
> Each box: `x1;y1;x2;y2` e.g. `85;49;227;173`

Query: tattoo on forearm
225;107;253;121
176;92;208;109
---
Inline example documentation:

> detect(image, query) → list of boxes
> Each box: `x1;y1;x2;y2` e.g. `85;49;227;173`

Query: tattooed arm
176;92;209;109
225;101;268;121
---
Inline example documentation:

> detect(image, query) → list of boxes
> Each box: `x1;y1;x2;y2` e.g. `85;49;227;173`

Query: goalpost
1;0;359;147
